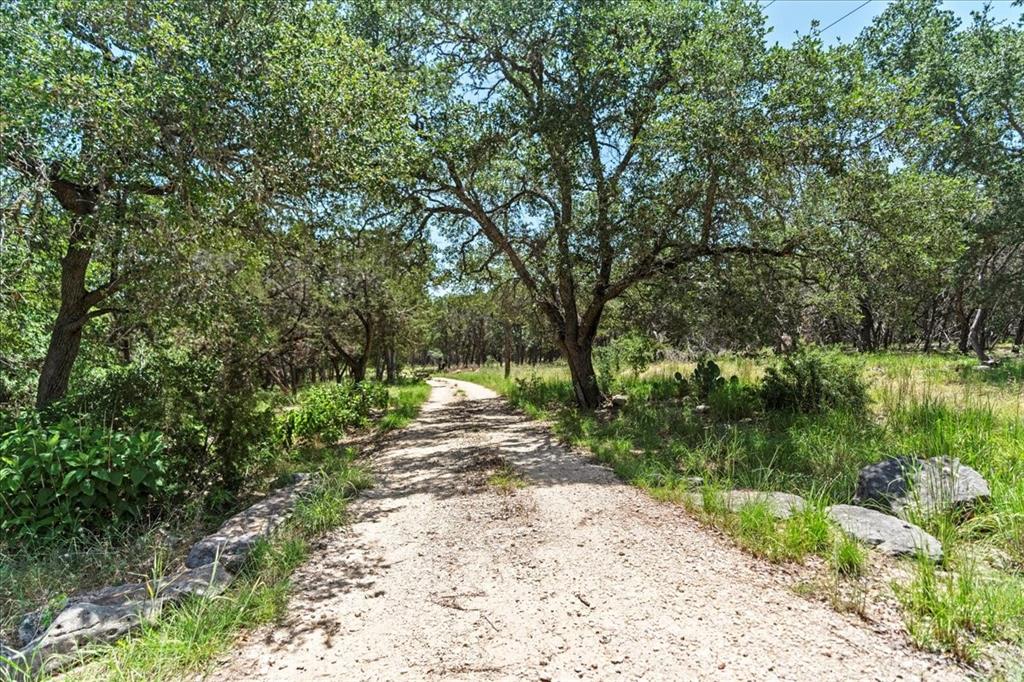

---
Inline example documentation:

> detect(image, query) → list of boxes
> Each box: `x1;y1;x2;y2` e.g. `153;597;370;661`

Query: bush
60;356;285;492
595;333;658;391
0;414;171;541
760;350;869;414
277;381;389;447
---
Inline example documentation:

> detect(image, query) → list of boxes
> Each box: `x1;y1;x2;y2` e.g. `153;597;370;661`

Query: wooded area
3;0;1022;414
1;0;1023;677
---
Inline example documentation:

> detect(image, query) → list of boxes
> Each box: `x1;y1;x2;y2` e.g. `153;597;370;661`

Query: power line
817;0;873;35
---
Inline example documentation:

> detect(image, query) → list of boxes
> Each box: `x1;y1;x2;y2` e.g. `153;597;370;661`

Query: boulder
25;601;163;672
693;404;711;415
17;563;231;646
828;504;942;562
610;394;628;408
723;490;807;519
854;456;990;519
186;473;317;569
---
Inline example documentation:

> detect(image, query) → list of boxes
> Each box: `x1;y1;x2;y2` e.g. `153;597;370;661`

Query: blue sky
763;0;1023;45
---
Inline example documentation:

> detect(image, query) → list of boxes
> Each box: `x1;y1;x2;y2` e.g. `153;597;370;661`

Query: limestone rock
17;563;231;646
723;490;807;519
854;456;990;519
828;504;942;562
21;601;163;674
186;473;318;569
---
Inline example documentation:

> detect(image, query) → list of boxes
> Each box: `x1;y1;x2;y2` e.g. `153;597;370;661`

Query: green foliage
595;333;658;390
707;379;760;421
509;374;575;414
760;350;869;414
277;381;389;447
59;356;285;492
0;415;170;541
379;382;432;431
671;371;691;399
731;502;833;564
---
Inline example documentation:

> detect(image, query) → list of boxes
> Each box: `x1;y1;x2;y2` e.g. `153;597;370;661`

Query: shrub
277;381;389;447
61;356;286;492
760;350;869;414
595;333;658;390
0;414;171;541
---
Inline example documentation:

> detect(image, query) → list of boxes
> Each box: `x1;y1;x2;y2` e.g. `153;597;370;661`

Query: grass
63;453;372;681
832;534;867;577
897;556;1024;663
0;380;431;679
486;461;526;493
451;354;1024;666
379;382;432;431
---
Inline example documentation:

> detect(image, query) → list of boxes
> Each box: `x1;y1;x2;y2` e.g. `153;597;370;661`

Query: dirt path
209;379;963;681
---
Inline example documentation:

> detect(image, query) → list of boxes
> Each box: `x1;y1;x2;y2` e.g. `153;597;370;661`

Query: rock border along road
208;378;963;682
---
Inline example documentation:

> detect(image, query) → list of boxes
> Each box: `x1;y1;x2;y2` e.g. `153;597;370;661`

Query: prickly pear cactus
693;358;726;401
673;371;690;398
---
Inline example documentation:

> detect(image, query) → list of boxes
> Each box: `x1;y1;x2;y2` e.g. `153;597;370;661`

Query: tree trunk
385;346;398;384
956;304;971;354
968;307;990;362
36;243;93;409
1012;315;1024;352
351;355;368;383
503;321;512;379
857;300;874;352
561;338;602;408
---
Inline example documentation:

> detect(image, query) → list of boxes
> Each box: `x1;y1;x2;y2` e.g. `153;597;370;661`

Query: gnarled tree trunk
561;336;601;409
968;307;990;363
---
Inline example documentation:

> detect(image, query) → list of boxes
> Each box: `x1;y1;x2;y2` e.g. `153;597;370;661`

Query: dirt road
209;379;962;681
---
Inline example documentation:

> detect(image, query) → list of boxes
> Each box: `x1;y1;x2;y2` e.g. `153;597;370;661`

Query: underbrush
456;352;1024;666
64;451;373;681
0;379;430;674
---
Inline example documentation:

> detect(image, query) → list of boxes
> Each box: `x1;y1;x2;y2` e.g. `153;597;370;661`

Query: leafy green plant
595;333;658;391
0;415;171;540
760;350;869;414
277;381;389;447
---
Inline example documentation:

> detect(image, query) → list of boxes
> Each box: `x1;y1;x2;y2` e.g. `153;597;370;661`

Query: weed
831;535;867;577
486;462;526;493
896;557;1024;663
